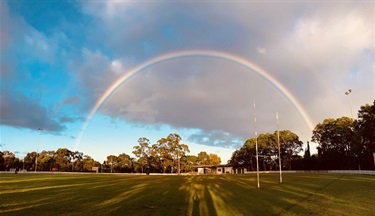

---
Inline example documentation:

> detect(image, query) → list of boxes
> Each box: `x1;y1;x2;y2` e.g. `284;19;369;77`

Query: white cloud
279;5;373;121
288;10;372;69
23;29;59;63
81;0;132;19
257;47;266;55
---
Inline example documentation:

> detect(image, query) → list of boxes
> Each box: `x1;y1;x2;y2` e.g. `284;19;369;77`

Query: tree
165;133;189;173
182;155;198;172
71;151;83;172
38;151;55;171
303;141;315;170
355;100;375;169
208;153;221;165
82;155;100;172
312;117;355;169
117;153;133;173
155;137;172;173
304;141;311;159
278;130;303;170
23;152;37;171
106;155;117;173
197;151;210;165
0;151;4;170
54;148;72;171
311;101;375;170
229;138;256;171
230;130;303;171
153;134;190;173
257;133;277;171
132;137;152;173
1;151;18;171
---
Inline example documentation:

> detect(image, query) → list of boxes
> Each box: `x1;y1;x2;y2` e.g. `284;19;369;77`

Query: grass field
0;173;374;216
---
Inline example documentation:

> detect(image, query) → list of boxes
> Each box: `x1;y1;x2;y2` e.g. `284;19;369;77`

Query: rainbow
74;50;314;151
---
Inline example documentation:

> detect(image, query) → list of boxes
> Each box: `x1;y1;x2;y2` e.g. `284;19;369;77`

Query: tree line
229;100;375;170
0;133;221;173
1;101;374;172
229;130;304;171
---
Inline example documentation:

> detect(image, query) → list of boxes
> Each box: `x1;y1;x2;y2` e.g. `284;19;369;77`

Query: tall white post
348;93;353;119
35;128;42;172
254;101;260;188
345;89;353;119
276;113;282;183
178;147;180;175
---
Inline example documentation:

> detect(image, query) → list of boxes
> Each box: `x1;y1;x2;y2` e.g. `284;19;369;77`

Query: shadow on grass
192;193;200;216
0;174;161;215
187;184;217;216
1;173;374;215
178;174;303;215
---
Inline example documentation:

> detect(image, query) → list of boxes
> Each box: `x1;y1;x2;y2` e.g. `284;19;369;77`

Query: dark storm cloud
72;1;373;148
0;91;65;132
59;116;84;123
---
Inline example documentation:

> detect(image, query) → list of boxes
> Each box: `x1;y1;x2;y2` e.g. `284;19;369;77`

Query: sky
1;0;374;164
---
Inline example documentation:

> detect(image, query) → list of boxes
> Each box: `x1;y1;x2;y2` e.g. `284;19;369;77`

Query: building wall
197;168;205;175
197;166;236;175
216;167;233;174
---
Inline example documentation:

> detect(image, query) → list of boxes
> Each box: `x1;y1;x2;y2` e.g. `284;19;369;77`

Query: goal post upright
276;112;282;183
254;101;260;188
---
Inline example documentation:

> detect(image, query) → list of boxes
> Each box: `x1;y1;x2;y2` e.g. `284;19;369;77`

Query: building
196;165;245;175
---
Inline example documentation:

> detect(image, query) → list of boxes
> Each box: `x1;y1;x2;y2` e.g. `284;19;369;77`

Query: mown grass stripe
0;173;373;216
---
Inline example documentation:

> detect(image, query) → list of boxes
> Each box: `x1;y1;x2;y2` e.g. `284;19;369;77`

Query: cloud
81;0;133;19
0;1;11;49
1;1;23;80
1;1;66;64
188;130;242;149
61;96;82;106
257;47;266;55
0;1;72;133
59;116;84;123
99;58;304;147
263;3;374;122
23;29;61;63
4;1;372;150
70;1;373;148
79;1;265;59
69;48;133;110
285;8;372;72
0;91;66;132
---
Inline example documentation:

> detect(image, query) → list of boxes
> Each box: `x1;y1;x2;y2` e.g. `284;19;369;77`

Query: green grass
0;173;374;215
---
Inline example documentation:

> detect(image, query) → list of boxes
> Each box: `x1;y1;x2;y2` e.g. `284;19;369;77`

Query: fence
1;170;375;175
244;170;375;175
